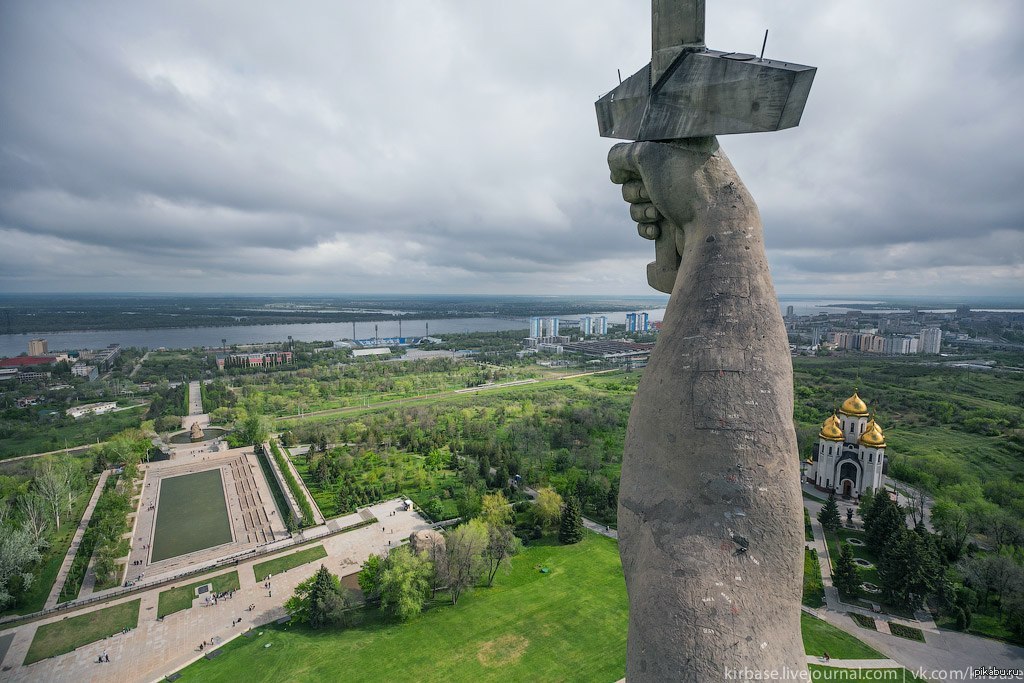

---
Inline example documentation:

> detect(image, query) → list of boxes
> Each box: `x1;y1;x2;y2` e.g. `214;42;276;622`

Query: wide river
0;299;995;356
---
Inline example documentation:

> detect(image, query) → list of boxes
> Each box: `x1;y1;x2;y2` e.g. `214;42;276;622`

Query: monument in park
596;1;816;679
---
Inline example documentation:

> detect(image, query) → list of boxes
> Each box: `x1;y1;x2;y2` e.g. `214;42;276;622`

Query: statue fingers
621;181;649;204
637;223;660;240
630;202;661;223
607;142;640;185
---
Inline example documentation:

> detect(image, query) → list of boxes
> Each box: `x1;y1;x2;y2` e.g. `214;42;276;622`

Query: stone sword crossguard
596;0;816;293
595;2;817;680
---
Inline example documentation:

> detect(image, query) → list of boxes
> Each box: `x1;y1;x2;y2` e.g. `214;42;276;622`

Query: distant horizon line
1;291;1022;303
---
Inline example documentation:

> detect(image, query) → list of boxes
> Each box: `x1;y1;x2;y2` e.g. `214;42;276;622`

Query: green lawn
824;528;879;588
803;549;825;608
801;612;885;659
179;535;629;682
936;609;1022;645
0;407;145;459
179;534;890;682
25;598;140;664
158;571;241;619
252;545;328;582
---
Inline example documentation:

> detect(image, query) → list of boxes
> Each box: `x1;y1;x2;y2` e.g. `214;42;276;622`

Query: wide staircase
228;455;275;544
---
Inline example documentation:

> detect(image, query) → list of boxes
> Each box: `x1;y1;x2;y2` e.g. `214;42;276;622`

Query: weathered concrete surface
610;138;804;681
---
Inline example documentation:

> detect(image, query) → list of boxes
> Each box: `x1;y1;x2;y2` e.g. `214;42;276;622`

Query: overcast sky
1;1;1022;297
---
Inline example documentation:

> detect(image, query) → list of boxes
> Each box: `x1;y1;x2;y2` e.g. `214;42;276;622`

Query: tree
905;487;928;528
833;542;861;599
818;493;841;533
931;498;972;560
484;522;521;587
479;491;512;528
238;414;270;446
959;553;1024;611
877;528;939;610
443;519;488;605
358;553;385;603
559;497;584;545
534;487;563;533
456;487;482;521
34;461;72;531
865;494;905;557
0;524;42;608
379;546;432;621
287;565;354;628
18;494;49;548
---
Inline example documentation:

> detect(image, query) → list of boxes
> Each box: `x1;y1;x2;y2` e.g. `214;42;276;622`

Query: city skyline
1;2;1022;297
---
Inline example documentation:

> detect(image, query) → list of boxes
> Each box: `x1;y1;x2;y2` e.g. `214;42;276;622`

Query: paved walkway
187;381;203;416
0;499;430;683
44;471;111;610
582;517;617;539
805;655;902;668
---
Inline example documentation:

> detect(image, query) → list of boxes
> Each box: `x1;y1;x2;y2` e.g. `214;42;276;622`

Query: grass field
823;528;878;587
803;549;825;608
157;571;241;619
179;535;629;682
801;612;885;659
178;534;891;682
0;407;145;460
252;545;327;582
25;599;140;665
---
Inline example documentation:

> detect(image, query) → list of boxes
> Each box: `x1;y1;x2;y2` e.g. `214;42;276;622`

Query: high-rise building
28;338;47;356
919;327;942;354
625;312;651;333
543;317;560;337
579;316;593;336
785;305;794;318
529;317;543;339
596;316;608;335
811;326;823;348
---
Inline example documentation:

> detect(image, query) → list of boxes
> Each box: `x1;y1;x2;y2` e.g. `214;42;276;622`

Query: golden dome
839;390;869;417
859;419;886;448
819;413;844;441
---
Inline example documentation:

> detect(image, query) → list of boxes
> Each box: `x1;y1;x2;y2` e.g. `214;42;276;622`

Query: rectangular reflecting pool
151;469;233;562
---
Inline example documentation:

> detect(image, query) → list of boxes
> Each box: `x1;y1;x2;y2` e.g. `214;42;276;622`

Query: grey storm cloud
1;1;1022;296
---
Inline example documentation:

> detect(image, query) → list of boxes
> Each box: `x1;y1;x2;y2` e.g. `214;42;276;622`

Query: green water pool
151;469;233;562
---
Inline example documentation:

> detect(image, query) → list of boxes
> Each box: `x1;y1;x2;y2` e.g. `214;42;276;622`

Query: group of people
205;589;235;606
95;651;110;663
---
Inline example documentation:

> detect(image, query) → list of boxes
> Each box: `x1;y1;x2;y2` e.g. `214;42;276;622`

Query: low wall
261;442;304;526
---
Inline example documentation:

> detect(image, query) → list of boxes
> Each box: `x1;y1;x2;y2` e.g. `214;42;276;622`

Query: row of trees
0;458;86;609
824;487;1024;639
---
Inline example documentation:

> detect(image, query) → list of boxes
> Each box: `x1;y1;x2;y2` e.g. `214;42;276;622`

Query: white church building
806;390;886;498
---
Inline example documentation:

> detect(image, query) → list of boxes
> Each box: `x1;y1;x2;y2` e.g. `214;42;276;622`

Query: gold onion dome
839;390;869;417
859;420;886;447
819;414;844;441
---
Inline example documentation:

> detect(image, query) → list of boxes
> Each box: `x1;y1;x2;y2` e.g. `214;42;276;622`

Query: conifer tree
818;492;842;533
833;542;861;599
559;497;584;545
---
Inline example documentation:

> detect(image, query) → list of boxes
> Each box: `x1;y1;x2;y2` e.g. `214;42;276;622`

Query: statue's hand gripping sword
596;0;816;293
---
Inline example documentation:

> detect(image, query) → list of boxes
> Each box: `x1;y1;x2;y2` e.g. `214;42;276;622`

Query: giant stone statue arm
595;2;816;678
